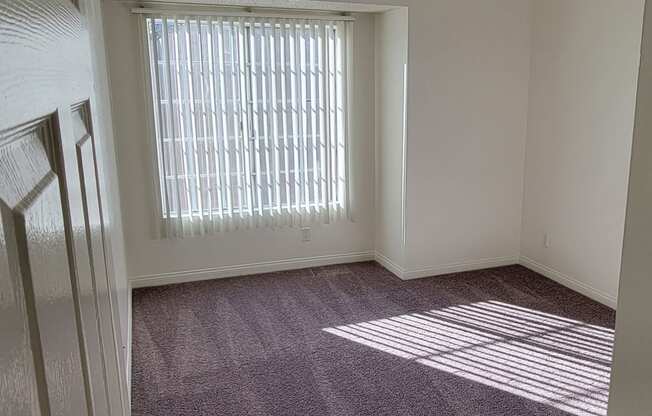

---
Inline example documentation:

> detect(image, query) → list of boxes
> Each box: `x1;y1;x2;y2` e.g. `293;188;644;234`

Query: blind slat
237;17;255;220
184;18;207;227
259;20;274;220
279;22;292;216
299;21;310;215
146;17;171;228
308;23;320;215
228;19;246;219
322;23;332;220
289;22;301;216
268;20;282;215
172;18;195;221
332;21;340;210
163;17;185;233
204;18;224;221
197;18;219;225
216;18;234;216
247;19;263;219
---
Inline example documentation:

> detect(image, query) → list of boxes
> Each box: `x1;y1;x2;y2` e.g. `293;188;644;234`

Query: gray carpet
132;263;615;416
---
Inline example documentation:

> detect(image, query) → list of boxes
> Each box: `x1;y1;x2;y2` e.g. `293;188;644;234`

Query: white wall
85;0;130;399
103;3;376;283
104;0;533;284
104;0;642;311
520;0;644;308
609;4;652;412
374;8;408;270
319;0;532;278
401;0;531;277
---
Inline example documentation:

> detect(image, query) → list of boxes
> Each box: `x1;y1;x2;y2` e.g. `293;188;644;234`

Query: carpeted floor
131;263;616;416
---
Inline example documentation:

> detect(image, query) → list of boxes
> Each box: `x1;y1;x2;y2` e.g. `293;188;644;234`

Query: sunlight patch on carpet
323;301;614;416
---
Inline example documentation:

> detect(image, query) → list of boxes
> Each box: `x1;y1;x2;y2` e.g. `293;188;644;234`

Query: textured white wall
315;0;533;277
374;8;408;268
105;0;533;282
323;0;533;276
520;0;644;307
103;0;642;307
402;0;531;275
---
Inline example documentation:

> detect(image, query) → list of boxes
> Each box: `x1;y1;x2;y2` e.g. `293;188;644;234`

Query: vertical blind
143;14;351;237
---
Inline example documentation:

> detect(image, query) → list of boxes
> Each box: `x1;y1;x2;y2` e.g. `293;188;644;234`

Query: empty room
2;0;652;415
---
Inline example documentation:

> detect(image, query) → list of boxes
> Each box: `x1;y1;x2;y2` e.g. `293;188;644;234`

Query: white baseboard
519;256;617;309
373;252;519;281
373;253;617;309
126;285;132;403
130;251;375;288
374;251;406;278
130;251;615;307
401;256;519;280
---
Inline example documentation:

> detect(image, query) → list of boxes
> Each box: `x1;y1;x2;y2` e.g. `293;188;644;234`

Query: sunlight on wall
323;301;614;416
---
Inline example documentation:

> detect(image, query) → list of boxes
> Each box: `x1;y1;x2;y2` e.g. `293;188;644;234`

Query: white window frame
137;11;353;237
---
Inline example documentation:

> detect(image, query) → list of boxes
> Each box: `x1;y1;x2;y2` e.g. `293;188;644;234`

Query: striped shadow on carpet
131;262;615;416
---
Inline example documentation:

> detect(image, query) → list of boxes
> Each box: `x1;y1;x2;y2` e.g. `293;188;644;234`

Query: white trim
401;256;519;280
401;62;408;248
129;252;616;308
126;285;132;405
130;251;375;288
374;251;406;278
131;8;356;21
373;252;518;281
117;0;394;13
519;256;617;309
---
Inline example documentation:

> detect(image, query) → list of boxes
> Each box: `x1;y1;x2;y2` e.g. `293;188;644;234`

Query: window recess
140;11;352;237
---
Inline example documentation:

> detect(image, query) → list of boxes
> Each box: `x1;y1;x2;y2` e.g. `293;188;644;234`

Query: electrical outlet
301;227;311;242
544;233;551;248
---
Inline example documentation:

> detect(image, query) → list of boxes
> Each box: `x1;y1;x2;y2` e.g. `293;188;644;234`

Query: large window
143;14;351;236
